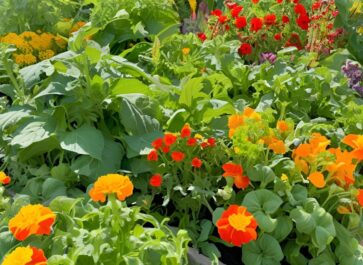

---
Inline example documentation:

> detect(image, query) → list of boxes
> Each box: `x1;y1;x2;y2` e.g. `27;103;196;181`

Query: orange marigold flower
216;205;258;246
89;174;134;202
182;48;190;56
9;204;56;241
149;174;162;187
171;151;185;162
164;133;177;146
307;172;325;188
277;120;289;132
357;189;363;207
342;134;363;161
2;246;47;265
191;157;202;168
222;163;250;189
181;124;191;138
147;149;158;161
0;171;11;185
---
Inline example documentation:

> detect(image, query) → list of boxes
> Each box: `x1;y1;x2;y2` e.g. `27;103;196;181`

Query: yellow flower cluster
0;31;67;67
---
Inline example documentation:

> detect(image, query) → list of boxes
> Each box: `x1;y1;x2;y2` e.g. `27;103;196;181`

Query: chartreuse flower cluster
0;31;67;67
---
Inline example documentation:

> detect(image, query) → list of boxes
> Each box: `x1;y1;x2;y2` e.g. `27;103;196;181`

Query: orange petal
307;172;325;188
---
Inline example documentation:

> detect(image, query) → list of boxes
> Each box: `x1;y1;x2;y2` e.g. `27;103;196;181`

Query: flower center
228;213;252;231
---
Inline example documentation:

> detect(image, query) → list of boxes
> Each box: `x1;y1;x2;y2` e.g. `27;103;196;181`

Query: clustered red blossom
146;124;216;188
196;0;343;59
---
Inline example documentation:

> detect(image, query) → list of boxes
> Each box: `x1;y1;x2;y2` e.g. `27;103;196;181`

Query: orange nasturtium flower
228;107;261;138
2;246;47;265
342;134;363;161
222;162;250;189
356;189;363;207
0;171;11;185
9;204;56;241
307;172;325;188
216;205;258;246
276;120;290;132
326;148;356;186
89;174;134;202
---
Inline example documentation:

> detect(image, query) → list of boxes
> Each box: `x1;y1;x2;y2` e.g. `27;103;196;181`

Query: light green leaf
60;125;105;160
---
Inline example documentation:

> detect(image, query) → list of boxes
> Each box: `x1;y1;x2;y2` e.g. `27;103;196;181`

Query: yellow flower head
9;204;56;241
0;171;11;185
2;246;47;265
89;174;134;202
182;47;190;55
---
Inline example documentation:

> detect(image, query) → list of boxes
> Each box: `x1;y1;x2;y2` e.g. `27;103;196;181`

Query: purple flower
259;52;277;64
341;60;363;97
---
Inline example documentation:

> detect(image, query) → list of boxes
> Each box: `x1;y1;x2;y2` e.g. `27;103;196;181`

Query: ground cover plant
0;0;363;264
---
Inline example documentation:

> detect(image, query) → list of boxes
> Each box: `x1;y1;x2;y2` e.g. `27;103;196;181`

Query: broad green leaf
179;77;204;107
60;125;105;160
11;118;56;148
42;178;67;202
242;234;284;265
124;131;163;158
271;216;293;242
0;107;32;130
50;196;82;214
120;98;160;136
242;189;283;214
112;78;150;95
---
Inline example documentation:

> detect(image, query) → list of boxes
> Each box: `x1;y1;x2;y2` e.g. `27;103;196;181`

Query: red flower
152;138;163;149
357;189;363;207
252;0;259;4
147;149;158;161
235;16;247;29
332;10;339;17
294;4;307;15
238;43;252;56
216;205;258;246
149;174;162;187
285;33;303;50
187;137;197;146
274;33;282;41
312;2;321;10
197;32;207;42
171;151;185;162
162;146;170;153
200;142;209;149
191;157;203;168
277;0;283;3
222;162;250;189
250;17;263;32
211;9;223;17
296;13;310;30
208;137;216;147
218;15;229;24
282;15;290;23
231;5;243;18
227;2;238;9
164;133;177;146
264;14;276;26
181;124;191;138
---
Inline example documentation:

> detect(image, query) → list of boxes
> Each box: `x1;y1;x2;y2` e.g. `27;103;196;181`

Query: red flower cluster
147;124;217;188
198;0;341;58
